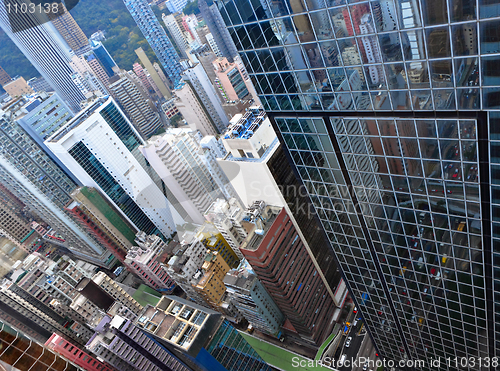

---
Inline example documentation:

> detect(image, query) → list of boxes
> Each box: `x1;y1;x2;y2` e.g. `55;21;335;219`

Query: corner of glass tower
214;0;500;365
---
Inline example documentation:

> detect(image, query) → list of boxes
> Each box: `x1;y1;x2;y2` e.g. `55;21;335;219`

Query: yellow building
193;251;230;307
196;223;240;269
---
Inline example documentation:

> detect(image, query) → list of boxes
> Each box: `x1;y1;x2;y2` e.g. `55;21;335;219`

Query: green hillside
0;0;167;89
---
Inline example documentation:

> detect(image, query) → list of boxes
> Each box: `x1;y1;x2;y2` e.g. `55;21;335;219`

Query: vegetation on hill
0;0;171;88
71;0;161;70
183;0;200;15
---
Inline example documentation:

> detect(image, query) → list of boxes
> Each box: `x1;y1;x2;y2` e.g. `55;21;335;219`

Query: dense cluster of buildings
1;0;496;369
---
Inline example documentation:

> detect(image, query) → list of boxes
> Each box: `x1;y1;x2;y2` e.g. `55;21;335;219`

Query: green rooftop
80;187;137;244
132;284;162;307
240;332;335;371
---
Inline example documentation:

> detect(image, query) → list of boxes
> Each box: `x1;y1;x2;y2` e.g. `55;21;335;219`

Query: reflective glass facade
215;0;500;365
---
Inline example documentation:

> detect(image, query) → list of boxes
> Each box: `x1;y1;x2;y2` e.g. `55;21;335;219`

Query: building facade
140;128;236;224
0;110;111;266
239;203;336;346
0;0;86;112
215;0;500;364
135;295;272;371
181;63;229;134
224;267;285;337
162;13;189;59
49;3;91;56
198;0;238;62
125;232;176;293
123;0;184;86
86;315;191;371
66;187;137;263
46;97;183;240
108;73;163;138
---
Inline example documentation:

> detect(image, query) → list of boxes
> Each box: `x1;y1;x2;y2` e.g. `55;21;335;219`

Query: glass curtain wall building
214;0;500;366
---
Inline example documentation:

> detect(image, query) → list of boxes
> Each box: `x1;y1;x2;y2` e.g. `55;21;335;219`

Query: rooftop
47;96;109;142
223;106;266;140
239;204;281;252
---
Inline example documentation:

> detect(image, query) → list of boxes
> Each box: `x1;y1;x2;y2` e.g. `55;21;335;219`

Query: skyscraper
0;0;86;112
162;13;189;59
215;0;499;364
123;0;183;86
0;109;112;266
198;0;238;62
46;97;183;240
89;40;117;78
108;73;163;138
48;3;92;56
140;128;239;224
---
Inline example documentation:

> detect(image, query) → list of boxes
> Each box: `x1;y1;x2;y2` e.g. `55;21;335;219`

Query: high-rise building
73;272;143;319
0;200;38;248
181;63;229;134
173;80;219;136
49;3;92;56
123;0;183;86
108;73;163;138
124;232;176;293
135;295;272;371
238;202;337;346
85;54;110;89
162;13;189;59
216;0;500;363
66;187;137;263
198;0;238;62
133;63;155;97
0;0;86;112
0;280;93;347
224;266;285;338
164;0;190;14
140;128;238;224
205;33;221;57
46;97;183;239
10;92;74;144
0;65;11;86
204;198;247;261
87;314;192;371
27;76;54;93
212;57;250;101
89;40;117;78
0;110;112;266
135;47;171;99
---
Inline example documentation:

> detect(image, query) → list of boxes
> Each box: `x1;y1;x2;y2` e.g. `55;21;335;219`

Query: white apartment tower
140;128;240;224
162;13;189;58
204;198;247;260
45;97;184;240
108;73;163;138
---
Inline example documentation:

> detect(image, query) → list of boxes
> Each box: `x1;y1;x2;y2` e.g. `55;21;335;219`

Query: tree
183;0;200;15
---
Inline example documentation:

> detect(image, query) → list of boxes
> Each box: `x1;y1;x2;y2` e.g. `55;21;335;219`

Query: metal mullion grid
344;4;378;107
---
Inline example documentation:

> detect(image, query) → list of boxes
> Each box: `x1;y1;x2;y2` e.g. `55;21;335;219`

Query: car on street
345;337;352;348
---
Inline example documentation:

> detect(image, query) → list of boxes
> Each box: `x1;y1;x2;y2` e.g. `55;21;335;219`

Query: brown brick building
240;206;336;346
